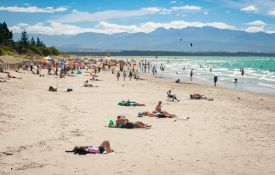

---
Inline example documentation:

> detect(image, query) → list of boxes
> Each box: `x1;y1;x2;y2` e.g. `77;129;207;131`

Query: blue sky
0;0;275;35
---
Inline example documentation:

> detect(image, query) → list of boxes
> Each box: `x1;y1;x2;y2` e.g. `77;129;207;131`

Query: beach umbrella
48;56;55;61
43;56;49;60
43;56;55;62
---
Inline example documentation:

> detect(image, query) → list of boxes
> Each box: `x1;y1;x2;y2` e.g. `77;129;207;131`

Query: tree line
0;21;59;56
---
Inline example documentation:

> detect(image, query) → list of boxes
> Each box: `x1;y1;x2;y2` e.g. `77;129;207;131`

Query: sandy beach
0;67;275;175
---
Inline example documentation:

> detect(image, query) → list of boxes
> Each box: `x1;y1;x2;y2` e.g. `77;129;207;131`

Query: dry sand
0;69;274;175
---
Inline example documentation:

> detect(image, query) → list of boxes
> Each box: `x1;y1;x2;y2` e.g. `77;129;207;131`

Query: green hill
0;21;60;59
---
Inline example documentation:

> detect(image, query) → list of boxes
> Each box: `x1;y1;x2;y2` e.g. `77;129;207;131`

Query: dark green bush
0;48;4;55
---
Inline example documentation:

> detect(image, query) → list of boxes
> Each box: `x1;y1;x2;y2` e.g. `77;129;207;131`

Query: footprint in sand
15;162;44;171
70;129;84;137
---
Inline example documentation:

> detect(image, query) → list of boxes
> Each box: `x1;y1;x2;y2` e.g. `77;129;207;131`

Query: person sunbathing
138;101;176;118
83;80;97;87
15;70;24;73
66;140;113;155
153;101;176;118
7;73;22;79
118;100;145;106
113;116;151;129
90;76;101;81
190;94;207;100
0;76;8;80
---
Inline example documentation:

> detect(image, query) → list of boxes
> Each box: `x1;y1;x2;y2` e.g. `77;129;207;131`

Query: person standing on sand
123;71;126;81
117;71;120;81
214;76;218;86
241;68;245;76
55;66;58;76
47;64;51;75
30;61;33;72
129;71;133;81
190;69;193;81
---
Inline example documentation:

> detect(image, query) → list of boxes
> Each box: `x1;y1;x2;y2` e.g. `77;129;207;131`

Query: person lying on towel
118;100;145;106
66;140;113;155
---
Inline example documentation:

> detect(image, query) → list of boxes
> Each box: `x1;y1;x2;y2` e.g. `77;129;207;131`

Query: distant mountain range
13;27;275;53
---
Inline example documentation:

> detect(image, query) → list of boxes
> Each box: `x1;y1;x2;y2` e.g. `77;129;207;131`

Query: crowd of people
1;56;215;155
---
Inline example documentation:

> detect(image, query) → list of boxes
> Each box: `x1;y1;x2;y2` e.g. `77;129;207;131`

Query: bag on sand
67;88;73;92
49;86;57;92
125;122;134;129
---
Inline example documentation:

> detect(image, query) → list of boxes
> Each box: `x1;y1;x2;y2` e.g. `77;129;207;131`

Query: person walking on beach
55;66;58;76
47;64;52;75
30;61;33;72
129;71;133;81
190;69;193;81
123;71;126;81
116;71;120;81
214;76;218;86
241;68;245;76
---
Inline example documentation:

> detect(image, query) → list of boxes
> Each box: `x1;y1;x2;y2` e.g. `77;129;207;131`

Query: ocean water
128;56;275;94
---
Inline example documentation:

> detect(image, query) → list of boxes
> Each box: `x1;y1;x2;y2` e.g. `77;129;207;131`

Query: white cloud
170;1;177;4
222;0;275;16
246;20;266;26
243;19;275;33
171;5;201;11
54;7;161;23
268;9;275;16
54;6;201;23
10;22;102;35
204;11;208;15
240;5;258;12
244;20;275;33
0;6;67;13
10;20;236;35
245;26;264;33
72;9;79;13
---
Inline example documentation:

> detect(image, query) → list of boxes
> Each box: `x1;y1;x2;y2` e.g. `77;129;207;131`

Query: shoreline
148;72;275;95
1;54;274;95
141;72;275;97
128;56;275;95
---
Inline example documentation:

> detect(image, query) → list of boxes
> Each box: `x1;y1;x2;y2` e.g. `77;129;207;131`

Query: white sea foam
141;56;275;94
258;83;275;89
